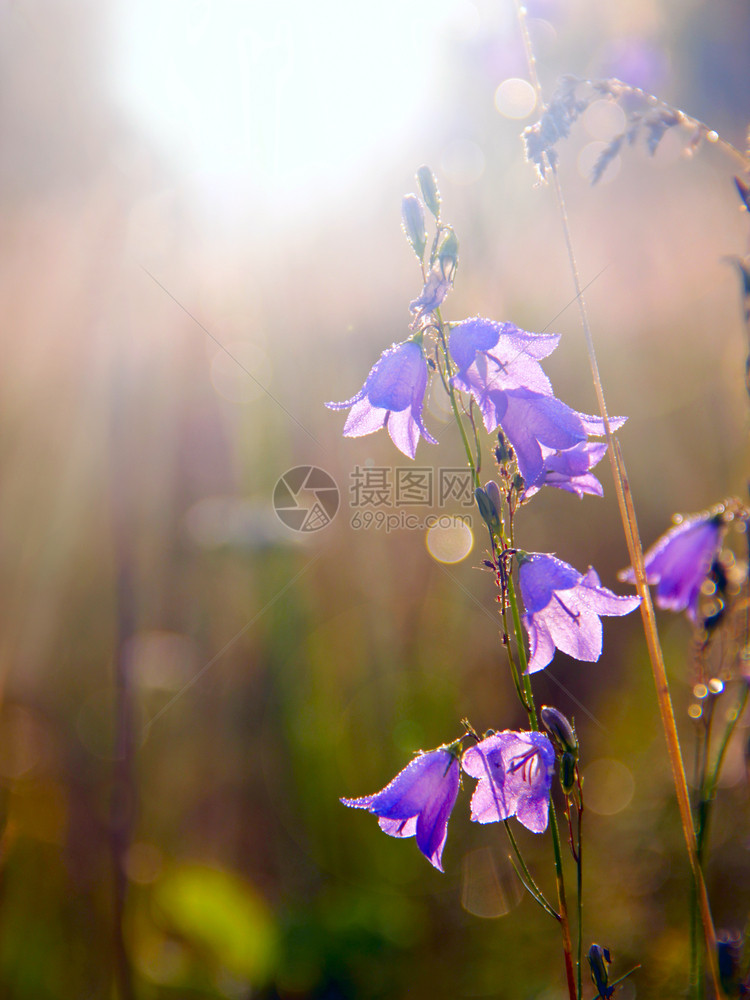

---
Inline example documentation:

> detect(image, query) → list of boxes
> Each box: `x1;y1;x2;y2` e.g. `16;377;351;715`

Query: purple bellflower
517;553;641;674
340;747;460;871
449;317;624;488
326;340;437;460
522;440;609;500
620;512;725;621
461;730;555;833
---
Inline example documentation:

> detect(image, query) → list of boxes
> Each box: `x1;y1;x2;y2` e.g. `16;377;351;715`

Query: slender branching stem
437;312;575;996
504;820;559;920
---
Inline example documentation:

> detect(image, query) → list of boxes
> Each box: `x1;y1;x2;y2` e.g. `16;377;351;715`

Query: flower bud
587;944;612;999
717;930;743;994
485;481;503;522
475;486;501;536
541;706;578;756
560;752;577;796
416;165;441;218
401;194;427;262
495;431;514;466
437;230;459;281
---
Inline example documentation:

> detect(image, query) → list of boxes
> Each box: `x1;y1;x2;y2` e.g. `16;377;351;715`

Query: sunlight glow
112;0;479;208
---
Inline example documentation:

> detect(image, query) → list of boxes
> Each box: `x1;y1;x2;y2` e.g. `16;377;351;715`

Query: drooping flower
517;552;641;674
326;340;437;459
449;317;624;488
340;747;460;871
461;730;555;833
449;317;559;397
619;512;725;622
522;440;609;500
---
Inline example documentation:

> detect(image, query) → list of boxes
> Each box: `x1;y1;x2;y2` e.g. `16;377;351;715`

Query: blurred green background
1;1;749;997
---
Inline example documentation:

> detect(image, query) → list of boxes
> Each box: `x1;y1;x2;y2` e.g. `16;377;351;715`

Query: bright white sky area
111;0;492;213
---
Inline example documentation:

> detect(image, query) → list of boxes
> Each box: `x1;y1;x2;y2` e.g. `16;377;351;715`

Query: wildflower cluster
328;161;750;996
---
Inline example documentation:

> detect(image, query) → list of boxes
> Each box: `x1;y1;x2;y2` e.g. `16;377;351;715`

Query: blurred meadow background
1;0;750;997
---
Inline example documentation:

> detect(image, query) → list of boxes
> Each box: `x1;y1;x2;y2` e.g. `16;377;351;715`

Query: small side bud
475;486;501;535
437;230;459;281
416;165;441;218
401;194;427;262
495;430;515;467
588;944;613;999
485;481;503;521
560;752;577;796
541;706;578;756
717;930;743;995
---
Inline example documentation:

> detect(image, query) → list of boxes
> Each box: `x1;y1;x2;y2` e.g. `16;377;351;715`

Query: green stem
507;575;538;731
436;300;574;998
576;798;583;1000
550;801;579;1000
504;819;559;920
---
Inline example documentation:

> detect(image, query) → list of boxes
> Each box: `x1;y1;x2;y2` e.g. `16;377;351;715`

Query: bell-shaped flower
340;747;460;871
449;317;624;488
461;730;555;833
450;316;559;397
620;512;725;622
522;441;609;500
517;552;641;674
326;340;437;459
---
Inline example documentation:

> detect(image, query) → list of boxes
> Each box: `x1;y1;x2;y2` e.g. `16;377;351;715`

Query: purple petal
497;391;588;486
620;514;723;621
342;397;387;438
367;342;425;412
518;554;581;614
575;411;627;435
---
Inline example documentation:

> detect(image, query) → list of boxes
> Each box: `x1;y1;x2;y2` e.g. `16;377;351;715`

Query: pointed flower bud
485;481;503;523
588;944;613;999
541;706;578;756
474;482;502;535
717;931;743;995
560;752;577;796
475;487;501;536
437;230;459;282
401;194;427;262
416;165;441;218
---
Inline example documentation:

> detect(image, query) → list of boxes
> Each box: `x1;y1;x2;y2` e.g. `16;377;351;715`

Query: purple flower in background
326;340;437;459
341;747;460;871
461;731;555;833
620;513;725;621
518;553;641;674
449;317;624;488
523;440;609;499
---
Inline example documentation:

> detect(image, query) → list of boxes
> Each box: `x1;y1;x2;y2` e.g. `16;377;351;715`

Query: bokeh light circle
494;78;536;119
426;521;473;563
582;757;635;815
